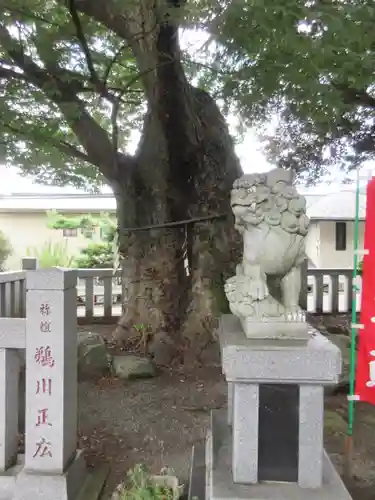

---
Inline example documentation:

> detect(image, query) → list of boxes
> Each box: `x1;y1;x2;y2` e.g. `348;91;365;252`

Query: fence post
19;258;38;317
14;268;86;500
299;258;308;311
0;349;20;471
22;258;38;271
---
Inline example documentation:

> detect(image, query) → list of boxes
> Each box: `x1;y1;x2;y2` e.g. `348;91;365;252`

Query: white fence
0;262;360;324
0;260;123;324
306;271;360;314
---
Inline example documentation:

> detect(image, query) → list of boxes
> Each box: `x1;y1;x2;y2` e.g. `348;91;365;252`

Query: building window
63;228;78;237
81;227;94;239
335;222;346;251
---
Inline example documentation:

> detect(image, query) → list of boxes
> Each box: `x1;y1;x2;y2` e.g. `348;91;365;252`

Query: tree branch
57;0;158;94
103;41;128;88
333;82;375;109
0;24;134;178
3;123;93;164
0;65;27;82
67;0;100;85
57;140;93;162
0;59;91;95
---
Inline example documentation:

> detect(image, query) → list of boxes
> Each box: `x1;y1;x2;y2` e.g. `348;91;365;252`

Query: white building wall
0;212;99;269
317;220;365;269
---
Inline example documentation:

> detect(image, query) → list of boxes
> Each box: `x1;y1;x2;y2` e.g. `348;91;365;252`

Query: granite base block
12;450;86;500
203;411;352;500
0;455;24;500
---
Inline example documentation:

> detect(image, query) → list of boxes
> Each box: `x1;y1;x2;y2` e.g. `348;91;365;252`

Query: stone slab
13;450;86;500
206;410;352;500
188;443;206;500
218;315;341;384
76;463;110;500
258;385;299;483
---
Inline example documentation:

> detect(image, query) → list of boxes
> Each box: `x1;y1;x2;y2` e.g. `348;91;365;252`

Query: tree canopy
206;0;375;182
0;0;374;188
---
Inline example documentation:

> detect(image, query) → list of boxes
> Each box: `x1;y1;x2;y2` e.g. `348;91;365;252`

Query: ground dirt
77;321;375;500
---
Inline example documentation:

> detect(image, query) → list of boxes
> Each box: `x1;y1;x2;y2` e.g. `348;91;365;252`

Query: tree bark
112;85;241;359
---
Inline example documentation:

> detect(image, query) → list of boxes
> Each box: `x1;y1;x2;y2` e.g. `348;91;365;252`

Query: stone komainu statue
224;168;310;336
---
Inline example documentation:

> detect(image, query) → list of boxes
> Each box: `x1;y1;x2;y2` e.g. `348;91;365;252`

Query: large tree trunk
112;86;241;358
108;3;242;357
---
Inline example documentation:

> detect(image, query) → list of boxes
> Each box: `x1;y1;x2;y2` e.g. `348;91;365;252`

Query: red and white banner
355;176;375;404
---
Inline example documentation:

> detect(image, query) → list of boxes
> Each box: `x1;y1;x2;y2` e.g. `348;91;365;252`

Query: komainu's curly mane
230;171;309;236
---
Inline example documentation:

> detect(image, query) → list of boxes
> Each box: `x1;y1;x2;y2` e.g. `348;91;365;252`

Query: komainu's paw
284;307;305;322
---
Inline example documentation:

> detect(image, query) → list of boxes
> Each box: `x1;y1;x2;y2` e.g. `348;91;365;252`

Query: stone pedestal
189;314;353;500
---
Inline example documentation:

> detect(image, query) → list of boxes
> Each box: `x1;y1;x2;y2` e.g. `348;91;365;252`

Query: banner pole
344;167;361;479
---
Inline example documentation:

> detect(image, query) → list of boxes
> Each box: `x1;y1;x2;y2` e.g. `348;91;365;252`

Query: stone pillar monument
14;268;86;500
189;169;353;500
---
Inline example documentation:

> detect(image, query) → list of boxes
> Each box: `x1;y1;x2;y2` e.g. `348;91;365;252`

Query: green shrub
73;216;116;268
45;211;117;269
0;231;12;270
26;240;74;268
112;465;181;500
74;242;113;268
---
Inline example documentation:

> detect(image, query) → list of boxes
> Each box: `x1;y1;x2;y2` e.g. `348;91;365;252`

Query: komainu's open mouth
231;203;250;208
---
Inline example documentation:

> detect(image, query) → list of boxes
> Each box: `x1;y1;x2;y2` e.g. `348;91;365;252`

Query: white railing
0;270;26;318
76;268;122;322
0;261;123;323
305;269;359;314
0;261;360;323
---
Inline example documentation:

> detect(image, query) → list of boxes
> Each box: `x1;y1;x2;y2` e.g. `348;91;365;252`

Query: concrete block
232;384;258;484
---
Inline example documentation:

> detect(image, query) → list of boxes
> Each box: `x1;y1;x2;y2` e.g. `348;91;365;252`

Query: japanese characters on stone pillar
24;268;78;473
